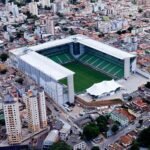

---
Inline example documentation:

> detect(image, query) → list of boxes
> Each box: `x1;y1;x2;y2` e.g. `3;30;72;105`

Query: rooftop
120;134;133;146
11;49;74;81
29;35;135;60
67;135;85;146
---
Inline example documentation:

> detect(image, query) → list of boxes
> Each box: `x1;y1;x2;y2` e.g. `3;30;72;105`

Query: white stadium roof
30;38;72;51
11;48;74;81
29;34;135;60
78;37;135;60
86;80;123;96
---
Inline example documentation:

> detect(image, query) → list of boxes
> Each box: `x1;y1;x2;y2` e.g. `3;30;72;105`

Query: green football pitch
60;61;111;93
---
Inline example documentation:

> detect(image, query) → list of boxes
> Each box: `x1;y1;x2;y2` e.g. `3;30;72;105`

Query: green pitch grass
60;61;111;93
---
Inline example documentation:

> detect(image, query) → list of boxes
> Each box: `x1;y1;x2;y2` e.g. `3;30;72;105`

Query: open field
60;61;111;93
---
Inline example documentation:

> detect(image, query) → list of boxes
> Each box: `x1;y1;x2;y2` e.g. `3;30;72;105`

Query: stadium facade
10;35;136;105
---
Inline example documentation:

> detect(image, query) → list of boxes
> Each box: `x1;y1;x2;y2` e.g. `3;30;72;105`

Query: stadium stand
48;52;74;64
79;53;124;79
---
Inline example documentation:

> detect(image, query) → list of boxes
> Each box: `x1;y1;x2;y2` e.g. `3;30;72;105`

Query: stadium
10;35;136;105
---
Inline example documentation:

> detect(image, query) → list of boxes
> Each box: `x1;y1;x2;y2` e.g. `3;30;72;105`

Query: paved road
46;100;82;132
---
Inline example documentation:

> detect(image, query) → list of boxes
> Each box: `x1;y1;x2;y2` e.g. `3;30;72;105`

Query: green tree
83;123;99;140
111;124;119;133
137;126;150;147
15;77;24;85
130;141;139;150
96;115;109;132
50;141;72;150
91;146;100;150
0;53;9;62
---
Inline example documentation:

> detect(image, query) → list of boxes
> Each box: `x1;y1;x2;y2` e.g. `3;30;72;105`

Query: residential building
26;91;40;133
43;130;59;149
28;2;38;16
46;17;55;35
3;95;22;144
26;88;47;133
120;134;134;147
41;0;51;8
38;87;47;128
67;135;87;150
110;108;135;126
132;97;148;110
59;120;71;140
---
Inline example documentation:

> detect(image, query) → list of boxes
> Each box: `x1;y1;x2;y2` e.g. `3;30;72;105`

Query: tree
138;119;143;126
137;126;150;147
69;28;76;35
15;77;24;85
145;82;150;89
50;141;72;150
96;115;109;132
91;146;100;150
138;8;143;13
0;53;9;62
130;141;139;150
83;123;99;140
111;124;119;133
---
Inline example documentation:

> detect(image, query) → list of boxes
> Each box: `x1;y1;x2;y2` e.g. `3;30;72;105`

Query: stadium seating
79;53;124;79
49;53;74;64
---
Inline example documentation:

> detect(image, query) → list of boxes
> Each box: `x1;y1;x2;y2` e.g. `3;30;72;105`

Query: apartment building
3;95;22;144
26;88;47;133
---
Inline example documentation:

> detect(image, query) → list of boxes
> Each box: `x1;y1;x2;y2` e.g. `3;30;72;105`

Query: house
59;120;71;140
67;135;87;150
132;97;148;110
110;108;135;126
109;143;123;150
120;134;134;147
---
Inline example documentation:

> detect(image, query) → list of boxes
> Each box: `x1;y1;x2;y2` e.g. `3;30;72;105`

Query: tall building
41;0;51;8
28;2;38;16
46;16;55;35
38;88;47;128
26;88;47;133
26;90;40;133
137;0;150;7
3;95;22;144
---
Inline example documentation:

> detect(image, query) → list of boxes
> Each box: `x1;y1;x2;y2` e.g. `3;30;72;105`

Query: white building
41;0;51;8
24;87;47;132
110;110;129;126
59;120;71;140
28;2;38;16
43;130;59;149
67;135;87;150
3;95;22;144
46;17;55;35
11;3;19;17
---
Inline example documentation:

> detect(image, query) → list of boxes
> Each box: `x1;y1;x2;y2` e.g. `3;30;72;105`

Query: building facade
27;93;41;133
26;88;47;133
3;95;22;144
